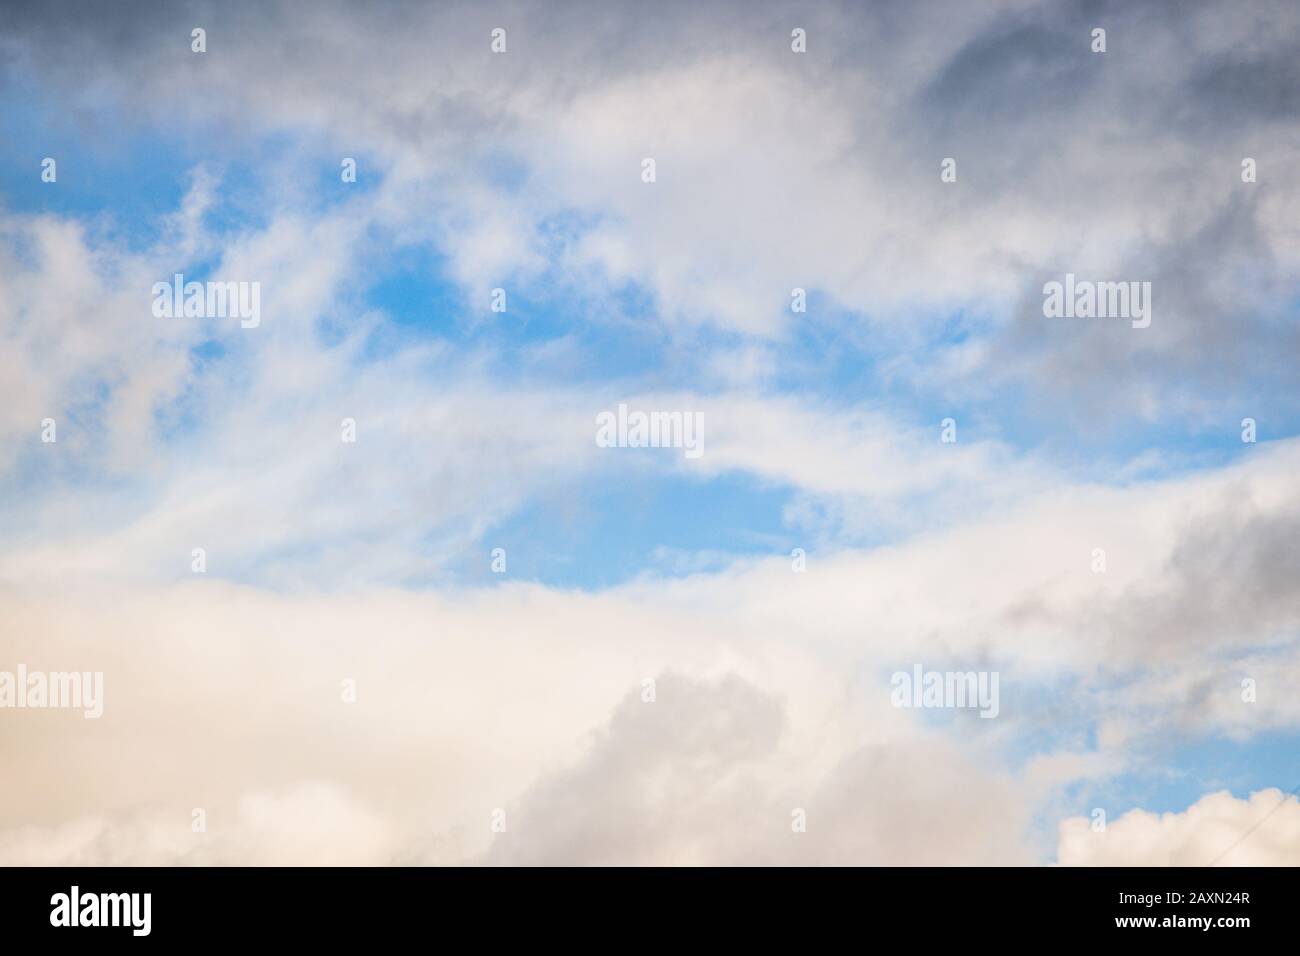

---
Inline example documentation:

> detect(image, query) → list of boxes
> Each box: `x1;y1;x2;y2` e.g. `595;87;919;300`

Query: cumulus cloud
479;672;1031;866
1058;788;1300;866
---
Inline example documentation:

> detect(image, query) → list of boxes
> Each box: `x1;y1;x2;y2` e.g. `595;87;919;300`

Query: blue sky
1;0;1298;866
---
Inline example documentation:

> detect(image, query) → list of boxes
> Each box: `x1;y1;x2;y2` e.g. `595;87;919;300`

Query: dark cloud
2;0;1297;427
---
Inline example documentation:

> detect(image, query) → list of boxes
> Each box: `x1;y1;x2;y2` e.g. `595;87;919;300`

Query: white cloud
2;0;1298;866
0;782;394;866
1;435;1298;864
1058;789;1300;866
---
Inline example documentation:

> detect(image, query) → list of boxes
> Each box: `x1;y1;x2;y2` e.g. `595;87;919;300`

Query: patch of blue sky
1066;730;1300;830
354;242;684;384
147;339;231;444
773;293;1300;481
479;149;530;193
971;673;1298;858
0;86;189;250
0;74;377;250
984;665;1298;836
444;467;797;590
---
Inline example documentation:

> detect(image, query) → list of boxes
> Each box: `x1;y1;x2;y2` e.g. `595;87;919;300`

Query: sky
0;0;1298;865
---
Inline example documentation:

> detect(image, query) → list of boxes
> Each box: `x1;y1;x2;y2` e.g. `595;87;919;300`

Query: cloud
1;0;1298;866
0;781;395;865
1;437;1297;864
480;672;1031;866
0;175;1068;586
478;671;788;866
5;0;1298;421
1058;788;1300;866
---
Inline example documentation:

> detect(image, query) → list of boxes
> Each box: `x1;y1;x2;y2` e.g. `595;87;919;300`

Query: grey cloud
1098;487;1300;662
1187;48;1300;125
5;0;1298;429
478;670;1031;865
994;193;1300;428
478;671;786;866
